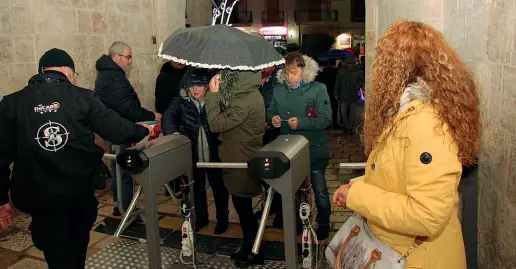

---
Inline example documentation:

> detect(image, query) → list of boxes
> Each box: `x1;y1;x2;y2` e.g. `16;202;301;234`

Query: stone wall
365;0;516;268
0;0;209;111
186;0;212;27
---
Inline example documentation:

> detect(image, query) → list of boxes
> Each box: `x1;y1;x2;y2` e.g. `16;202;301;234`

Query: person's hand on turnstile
140;123;155;137
332;184;350;208
154;112;162;121
0;203;16;229
272;115;282;128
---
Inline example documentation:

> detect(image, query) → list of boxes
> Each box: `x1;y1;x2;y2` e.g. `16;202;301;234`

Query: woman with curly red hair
333;20;480;268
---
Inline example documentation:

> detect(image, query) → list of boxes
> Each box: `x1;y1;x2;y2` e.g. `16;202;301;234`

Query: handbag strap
396;236;427;263
336;225;360;269
335;221;428;269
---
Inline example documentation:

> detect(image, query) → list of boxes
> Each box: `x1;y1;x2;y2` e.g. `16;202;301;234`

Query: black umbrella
158;25;285;71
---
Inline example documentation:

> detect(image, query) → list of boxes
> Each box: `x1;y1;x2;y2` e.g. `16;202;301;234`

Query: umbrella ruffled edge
157;43;285;71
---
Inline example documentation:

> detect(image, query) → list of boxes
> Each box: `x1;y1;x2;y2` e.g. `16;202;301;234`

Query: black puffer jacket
94;55;155;122
162;94;220;163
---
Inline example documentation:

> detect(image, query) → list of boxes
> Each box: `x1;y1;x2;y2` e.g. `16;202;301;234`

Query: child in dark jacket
161;69;229;234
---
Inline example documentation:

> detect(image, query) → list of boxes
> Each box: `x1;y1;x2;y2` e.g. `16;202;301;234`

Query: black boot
230;247;248;262
234;252;264;268
272;216;283;229
214;220;229;235
316;226;330;241
194;219;209;232
112;206;121;216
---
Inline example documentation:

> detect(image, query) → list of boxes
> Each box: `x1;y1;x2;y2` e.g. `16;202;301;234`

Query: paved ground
0;132;366;269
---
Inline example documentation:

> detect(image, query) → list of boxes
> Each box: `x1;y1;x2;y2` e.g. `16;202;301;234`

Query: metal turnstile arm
103;153;116;160
196;162;248;169
339;162;366;170
252;187;274;254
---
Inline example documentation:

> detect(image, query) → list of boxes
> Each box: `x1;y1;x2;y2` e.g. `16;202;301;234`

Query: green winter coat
205;71;265;198
267;56;331;171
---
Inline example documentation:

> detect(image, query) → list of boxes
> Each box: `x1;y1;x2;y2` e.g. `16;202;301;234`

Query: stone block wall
0;0;209;111
365;0;516;267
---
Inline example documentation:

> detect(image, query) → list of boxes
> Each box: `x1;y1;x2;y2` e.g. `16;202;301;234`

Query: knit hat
38;48;75;73
181;68;211;88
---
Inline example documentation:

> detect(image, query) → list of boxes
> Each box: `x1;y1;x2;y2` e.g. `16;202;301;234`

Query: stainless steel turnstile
115;135;194;269
197;135;311;269
247;135;311;269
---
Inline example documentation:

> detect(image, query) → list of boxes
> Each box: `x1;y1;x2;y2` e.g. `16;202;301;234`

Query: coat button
287;111;291;115
420;152;432;164
372;163;375;170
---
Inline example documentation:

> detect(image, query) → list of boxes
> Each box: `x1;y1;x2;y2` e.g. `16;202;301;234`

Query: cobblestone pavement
0;132;365;269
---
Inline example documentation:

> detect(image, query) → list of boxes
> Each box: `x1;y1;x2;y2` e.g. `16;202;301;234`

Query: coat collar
276;55;320;84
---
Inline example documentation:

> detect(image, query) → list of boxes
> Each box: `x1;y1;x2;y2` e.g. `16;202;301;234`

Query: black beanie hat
38;48;75;73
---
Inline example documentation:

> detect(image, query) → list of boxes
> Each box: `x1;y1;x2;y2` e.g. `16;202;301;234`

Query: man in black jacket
94;41;160;215
0;48;152;269
94;41;160;122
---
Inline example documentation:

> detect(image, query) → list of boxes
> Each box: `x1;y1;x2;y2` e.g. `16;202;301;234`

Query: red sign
234;27;248;32
260;26;288;36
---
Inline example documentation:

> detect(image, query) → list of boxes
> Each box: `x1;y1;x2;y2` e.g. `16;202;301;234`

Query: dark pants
261;128;283;221
232;196;259;252
330;97;339;128
30;193;98;269
339;101;358;133
193;168;229;223
110;144;134;211
111;172;133;211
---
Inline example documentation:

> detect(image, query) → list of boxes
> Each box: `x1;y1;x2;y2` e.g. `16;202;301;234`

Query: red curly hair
363;20;480;165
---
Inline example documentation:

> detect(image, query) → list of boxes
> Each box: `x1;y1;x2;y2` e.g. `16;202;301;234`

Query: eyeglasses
65;67;79;77
118;54;132;60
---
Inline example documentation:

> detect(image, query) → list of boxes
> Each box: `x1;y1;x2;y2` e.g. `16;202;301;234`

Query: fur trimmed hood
398;77;431;114
276;55;320;84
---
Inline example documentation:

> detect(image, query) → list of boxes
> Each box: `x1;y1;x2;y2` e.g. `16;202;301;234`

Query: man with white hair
94;42;161;215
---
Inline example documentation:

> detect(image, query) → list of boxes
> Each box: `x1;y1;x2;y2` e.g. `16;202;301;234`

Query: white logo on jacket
34;102;60;114
35;121;70;152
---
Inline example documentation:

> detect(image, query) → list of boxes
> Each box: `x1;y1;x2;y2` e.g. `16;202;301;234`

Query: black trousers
30;192;98;269
232;196;258;252
330;97;339;128
261;128;283;220
193;167;229;223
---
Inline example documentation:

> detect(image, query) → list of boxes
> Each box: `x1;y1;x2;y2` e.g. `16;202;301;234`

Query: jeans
296;169;331;229
30;192;98;269
111;173;134;211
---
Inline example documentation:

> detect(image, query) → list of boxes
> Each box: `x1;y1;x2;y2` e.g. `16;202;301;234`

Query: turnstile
247;135;311;269
116;135;195;269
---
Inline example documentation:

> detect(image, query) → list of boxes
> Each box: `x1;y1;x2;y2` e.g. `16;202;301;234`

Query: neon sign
260;26;288;36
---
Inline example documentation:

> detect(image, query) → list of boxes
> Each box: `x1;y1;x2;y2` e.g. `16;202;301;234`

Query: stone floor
0;132;366;269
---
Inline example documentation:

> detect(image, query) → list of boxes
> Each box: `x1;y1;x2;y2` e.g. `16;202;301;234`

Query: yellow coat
347;100;466;269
